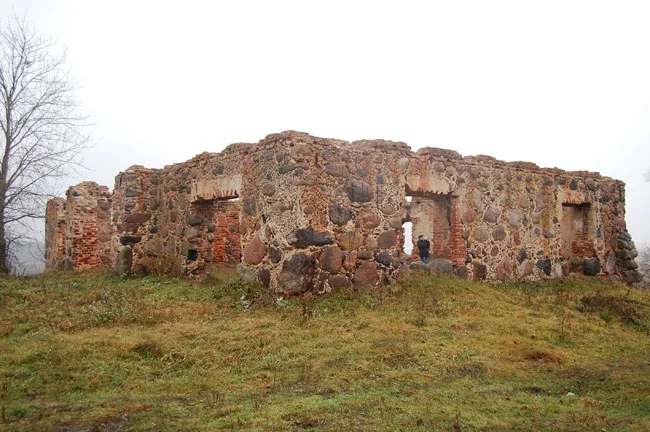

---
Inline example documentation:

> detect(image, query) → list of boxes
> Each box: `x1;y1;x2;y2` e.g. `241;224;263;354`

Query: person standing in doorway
417;235;430;263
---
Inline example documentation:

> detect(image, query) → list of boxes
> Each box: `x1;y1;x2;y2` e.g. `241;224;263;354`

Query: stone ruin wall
44;131;642;293
45;198;66;269
45;181;113;271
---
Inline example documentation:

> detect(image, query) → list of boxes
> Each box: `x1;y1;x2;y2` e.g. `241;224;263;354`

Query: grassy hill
0;270;649;431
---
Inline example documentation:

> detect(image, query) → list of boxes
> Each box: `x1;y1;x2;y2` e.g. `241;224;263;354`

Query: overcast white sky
2;0;650;246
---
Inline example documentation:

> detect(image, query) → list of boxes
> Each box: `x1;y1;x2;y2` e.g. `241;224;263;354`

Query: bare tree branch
0;13;89;274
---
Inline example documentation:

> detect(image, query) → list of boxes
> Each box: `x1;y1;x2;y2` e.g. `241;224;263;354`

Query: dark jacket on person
416;238;430;257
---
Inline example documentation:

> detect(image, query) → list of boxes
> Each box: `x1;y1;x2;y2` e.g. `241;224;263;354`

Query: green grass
0;270;649;431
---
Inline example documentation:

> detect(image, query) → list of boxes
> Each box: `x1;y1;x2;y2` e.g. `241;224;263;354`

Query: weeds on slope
0;270;649;431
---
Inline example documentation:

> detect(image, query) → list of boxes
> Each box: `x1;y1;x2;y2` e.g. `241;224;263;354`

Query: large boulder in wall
353;261;379;289
243;236;267;265
277;252;316;295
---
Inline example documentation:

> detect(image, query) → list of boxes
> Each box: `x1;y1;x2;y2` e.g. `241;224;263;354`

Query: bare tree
0;14;88;274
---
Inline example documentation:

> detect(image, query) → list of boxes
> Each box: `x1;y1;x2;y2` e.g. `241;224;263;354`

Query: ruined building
45;131;642;293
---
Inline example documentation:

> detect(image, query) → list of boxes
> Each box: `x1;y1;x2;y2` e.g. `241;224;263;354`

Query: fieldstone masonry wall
45;198;66;269
45;131;642;292
45;182;112;271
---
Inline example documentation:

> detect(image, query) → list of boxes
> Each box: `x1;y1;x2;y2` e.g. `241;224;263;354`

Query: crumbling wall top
417;147;462;160
66;182;110;200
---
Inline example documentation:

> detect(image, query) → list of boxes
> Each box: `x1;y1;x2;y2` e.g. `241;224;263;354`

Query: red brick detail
191;200;241;264
560;204;596;257
449;197;466;265
45;199;66;268
61;182;111;270
429;196;451;259
213;202;241;264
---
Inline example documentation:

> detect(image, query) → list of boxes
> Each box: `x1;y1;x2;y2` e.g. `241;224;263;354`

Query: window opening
187;249;198;261
560;203;594;257
403;221;413;255
403;188;452;260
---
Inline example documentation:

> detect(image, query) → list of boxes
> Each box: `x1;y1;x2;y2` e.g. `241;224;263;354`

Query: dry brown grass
0;272;648;431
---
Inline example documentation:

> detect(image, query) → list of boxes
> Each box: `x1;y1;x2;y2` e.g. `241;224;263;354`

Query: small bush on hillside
578;294;650;332
131;340;165;359
140;254;182;277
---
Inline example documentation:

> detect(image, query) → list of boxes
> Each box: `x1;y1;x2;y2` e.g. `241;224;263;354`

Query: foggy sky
2;0;649;246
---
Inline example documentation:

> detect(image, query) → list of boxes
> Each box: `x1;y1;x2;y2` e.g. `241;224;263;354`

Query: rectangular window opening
560;203;594;257
402;221;413;255
404;187;452;260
